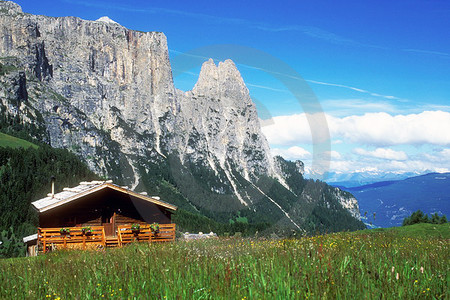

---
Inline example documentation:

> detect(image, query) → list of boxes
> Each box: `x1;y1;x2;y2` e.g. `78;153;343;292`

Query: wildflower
391;266;395;273
396;273;399;280
420;267;424;273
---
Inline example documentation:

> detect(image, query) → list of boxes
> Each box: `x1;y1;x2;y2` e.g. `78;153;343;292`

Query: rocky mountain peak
0;1;23;15
192;58;249;101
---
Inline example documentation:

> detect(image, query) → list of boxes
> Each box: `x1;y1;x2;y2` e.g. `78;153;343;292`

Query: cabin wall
115;214;147;227
81;216;102;227
39;188;173;229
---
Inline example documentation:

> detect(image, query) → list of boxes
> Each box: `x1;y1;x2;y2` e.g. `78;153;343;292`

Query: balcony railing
117;224;176;246
37;224;176;253
38;226;106;253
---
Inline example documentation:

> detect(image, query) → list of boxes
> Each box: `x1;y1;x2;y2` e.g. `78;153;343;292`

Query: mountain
340;173;450;228
324;170;424;188
0;1;364;234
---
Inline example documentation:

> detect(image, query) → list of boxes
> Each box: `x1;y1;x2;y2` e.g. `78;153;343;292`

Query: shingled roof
32;180;177;213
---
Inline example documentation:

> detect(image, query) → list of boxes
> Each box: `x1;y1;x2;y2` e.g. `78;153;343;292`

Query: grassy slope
0;132;38;149
365;222;450;239
0;223;448;299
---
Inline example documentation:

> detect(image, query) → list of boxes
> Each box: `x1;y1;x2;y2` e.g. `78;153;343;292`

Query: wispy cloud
354;148;408;161
403;48;450;58
306;79;401;100
246;83;291;93
254;25;385;48
320;99;398;116
62;0;149;13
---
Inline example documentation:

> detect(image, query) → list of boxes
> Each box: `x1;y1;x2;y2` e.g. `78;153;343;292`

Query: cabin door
102;209;115;236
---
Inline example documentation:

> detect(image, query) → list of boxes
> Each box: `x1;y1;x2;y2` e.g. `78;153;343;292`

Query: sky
14;0;450;178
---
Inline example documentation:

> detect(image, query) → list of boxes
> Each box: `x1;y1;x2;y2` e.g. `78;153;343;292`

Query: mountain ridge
340;172;450;228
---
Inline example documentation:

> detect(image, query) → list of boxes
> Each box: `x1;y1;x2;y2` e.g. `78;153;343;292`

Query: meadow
0;223;448;299
0;132;38;149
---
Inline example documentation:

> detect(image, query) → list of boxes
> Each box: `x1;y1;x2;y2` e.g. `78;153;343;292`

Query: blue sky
15;0;450;177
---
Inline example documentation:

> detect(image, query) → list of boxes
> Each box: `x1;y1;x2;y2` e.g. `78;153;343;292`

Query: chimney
51;176;55;198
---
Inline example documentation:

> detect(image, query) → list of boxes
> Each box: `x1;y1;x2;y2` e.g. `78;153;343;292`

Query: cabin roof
32;180;178;213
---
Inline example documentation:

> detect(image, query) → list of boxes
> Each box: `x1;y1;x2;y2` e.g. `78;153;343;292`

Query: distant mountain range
335;173;450;228
322;171;425;188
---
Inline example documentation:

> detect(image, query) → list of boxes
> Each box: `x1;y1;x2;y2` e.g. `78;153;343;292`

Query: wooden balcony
37;224;176;254
118;224;176;245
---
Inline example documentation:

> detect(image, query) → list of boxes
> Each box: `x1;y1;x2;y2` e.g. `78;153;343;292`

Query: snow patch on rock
96;16;120;25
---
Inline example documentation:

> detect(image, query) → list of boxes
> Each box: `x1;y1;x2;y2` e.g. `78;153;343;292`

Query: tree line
402;210;447;226
0;144;98;257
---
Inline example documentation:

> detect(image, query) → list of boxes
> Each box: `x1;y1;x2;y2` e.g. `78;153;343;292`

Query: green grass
364;222;450;239
0;224;448;299
0;132;38;149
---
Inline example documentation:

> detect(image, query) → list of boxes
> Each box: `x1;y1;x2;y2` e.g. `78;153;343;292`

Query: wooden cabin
23;180;177;256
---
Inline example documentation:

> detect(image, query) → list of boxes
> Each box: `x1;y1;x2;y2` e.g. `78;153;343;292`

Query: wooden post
112;212;116;236
102;227;106;247
43;230;46;254
63;234;67;249
37;228;41;255
83;233;86;250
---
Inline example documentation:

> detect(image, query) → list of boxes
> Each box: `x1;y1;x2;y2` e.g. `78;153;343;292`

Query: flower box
81;227;92;235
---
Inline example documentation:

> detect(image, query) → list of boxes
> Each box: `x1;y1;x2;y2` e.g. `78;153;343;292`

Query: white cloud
261;114;312;145
262;111;450;147
321;148;450;175
423;149;450;163
328;150;342;160
271;146;311;160
330;111;450;146
353;148;408;161
323;156;449;176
